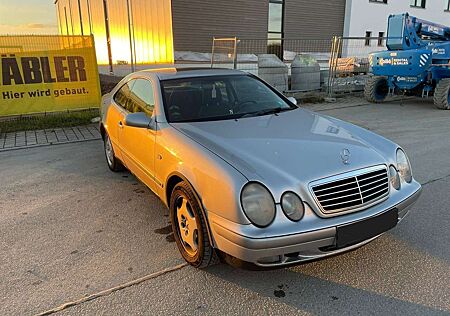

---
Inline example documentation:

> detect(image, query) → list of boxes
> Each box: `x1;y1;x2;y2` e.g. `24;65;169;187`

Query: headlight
241;182;276;227
281;192;305;222
389;165;401;190
396;149;412;183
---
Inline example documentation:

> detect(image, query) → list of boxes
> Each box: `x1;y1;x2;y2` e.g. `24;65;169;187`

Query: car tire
104;132;123;172
170;181;219;268
365;76;389;103
433;79;450;110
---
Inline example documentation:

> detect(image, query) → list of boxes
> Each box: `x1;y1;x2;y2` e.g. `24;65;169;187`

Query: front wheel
104;132;123;172
170;181;218;268
433;79;450;110
365;76;389;103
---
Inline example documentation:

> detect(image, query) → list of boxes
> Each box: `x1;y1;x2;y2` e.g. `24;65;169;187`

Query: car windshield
160;75;295;122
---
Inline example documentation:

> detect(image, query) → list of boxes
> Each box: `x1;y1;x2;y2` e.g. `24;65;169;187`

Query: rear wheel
170;181;218;268
104;133;123;172
365;76;389;103
433;79;450;110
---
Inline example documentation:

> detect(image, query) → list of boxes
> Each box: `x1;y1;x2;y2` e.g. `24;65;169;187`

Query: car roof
136;67;246;81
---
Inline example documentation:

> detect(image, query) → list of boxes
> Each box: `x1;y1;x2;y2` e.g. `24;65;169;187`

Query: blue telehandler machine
365;13;450;109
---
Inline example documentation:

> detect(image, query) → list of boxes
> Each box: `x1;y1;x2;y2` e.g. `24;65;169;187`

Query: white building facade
344;0;450;39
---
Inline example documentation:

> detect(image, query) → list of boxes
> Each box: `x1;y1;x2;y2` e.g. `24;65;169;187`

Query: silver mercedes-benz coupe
100;68;421;268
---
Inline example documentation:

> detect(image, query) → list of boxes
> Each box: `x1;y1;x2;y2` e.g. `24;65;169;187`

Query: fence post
103;0;114;75
233;37;238;70
77;0;84;36
87;0;93;34
335;37;343;94
327;36;342;97
211;37;216;68
126;0;135;72
327;37;336;96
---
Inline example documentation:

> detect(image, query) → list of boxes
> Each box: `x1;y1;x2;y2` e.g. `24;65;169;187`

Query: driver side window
113;80;134;110
128;79;155;116
113;79;155;116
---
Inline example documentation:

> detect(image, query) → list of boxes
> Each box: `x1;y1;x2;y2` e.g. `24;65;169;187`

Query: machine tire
365;76;389;103
170;181;219;268
433;79;450;110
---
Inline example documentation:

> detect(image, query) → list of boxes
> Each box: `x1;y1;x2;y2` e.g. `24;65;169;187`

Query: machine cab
386;14;407;50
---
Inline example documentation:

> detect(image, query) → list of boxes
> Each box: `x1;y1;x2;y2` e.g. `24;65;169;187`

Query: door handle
118;121;123;128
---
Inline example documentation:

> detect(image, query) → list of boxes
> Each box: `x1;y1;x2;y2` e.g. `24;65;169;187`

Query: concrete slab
0;124;101;152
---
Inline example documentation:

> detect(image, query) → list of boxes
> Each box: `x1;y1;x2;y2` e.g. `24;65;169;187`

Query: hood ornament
340;148;351;165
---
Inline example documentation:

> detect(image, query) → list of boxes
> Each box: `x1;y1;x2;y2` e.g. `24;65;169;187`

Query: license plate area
336;209;398;249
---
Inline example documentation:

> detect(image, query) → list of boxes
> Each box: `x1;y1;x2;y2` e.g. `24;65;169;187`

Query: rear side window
128;79;155;116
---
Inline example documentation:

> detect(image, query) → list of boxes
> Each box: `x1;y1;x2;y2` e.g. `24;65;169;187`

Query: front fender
156;122;250;224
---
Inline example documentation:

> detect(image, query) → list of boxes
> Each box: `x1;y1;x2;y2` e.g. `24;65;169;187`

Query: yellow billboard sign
0;44;101;116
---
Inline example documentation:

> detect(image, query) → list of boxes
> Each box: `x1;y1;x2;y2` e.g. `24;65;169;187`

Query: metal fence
234;38;332;74
209;36;390;95
328;37;390;95
0;35;94;53
211;37;238;69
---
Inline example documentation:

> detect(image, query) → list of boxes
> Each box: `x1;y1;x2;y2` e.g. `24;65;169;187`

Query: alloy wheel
176;196;199;257
105;135;114;167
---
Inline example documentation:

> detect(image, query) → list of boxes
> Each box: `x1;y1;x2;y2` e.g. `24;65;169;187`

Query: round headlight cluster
390;149;413;190
241;183;306;227
396;149;412;183
389;165;401;190
241;182;276;227
281;192;305;222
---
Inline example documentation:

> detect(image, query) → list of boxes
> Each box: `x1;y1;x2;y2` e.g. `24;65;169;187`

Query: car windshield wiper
237;107;288;118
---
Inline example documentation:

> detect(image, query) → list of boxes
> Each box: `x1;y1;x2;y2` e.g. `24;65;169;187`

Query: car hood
171;108;389;196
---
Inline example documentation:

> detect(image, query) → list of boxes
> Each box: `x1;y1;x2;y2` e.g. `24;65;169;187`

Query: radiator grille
311;166;389;214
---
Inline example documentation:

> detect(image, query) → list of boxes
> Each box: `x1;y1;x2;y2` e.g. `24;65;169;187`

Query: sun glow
55;0;174;65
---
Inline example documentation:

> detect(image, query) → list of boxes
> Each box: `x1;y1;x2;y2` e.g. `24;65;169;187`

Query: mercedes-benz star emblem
340;148;351;165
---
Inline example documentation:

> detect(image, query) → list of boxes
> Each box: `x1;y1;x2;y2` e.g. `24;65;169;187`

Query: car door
106;80;134;161
119;78;158;192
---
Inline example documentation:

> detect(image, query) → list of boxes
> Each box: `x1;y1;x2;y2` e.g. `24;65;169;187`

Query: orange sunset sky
0;0;57;35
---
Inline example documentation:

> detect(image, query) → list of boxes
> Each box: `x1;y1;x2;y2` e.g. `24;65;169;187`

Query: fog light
257;255;281;264
389;165;401;190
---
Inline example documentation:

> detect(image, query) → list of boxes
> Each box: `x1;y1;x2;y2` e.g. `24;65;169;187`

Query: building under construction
54;0;346;68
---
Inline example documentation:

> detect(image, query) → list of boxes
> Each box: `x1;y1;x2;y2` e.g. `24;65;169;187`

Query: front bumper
209;183;422;267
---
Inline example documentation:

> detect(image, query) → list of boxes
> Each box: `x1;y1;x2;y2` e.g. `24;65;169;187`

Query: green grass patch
0;109;99;134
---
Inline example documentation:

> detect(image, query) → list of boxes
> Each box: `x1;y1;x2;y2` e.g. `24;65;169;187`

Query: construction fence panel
228;37;391;94
236;38;332;75
328;37;390;95
211;37;238;69
0;35;101;117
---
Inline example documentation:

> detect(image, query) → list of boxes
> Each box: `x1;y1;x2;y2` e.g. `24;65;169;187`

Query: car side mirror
124;112;154;129
287;96;298;106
